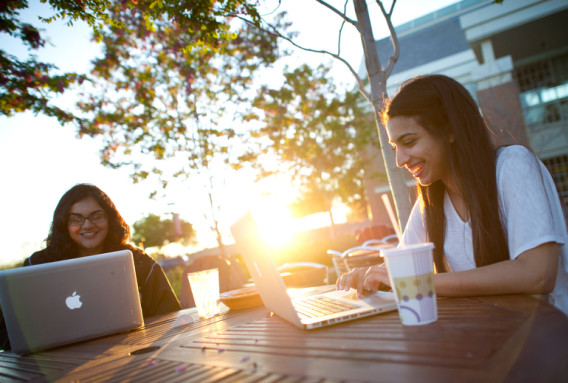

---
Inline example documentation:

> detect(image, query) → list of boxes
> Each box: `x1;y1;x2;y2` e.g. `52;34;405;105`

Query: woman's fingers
363;264;391;291
343;268;362;292
336;271;349;290
336;267;367;293
363;274;385;291
336;270;345;289
336;264;392;296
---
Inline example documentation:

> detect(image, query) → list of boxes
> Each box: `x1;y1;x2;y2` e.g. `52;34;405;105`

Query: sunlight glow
251;196;295;248
294;204;349;232
249;191;350;250
240;172;350;249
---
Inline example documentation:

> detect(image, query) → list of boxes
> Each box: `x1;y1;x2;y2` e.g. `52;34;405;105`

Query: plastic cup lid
380;242;434;256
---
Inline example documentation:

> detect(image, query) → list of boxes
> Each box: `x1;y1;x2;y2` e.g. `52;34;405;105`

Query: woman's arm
435;242;559;296
337;242;559;297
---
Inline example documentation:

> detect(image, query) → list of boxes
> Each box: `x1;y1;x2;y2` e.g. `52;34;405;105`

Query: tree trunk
353;0;412;232
208;191;228;259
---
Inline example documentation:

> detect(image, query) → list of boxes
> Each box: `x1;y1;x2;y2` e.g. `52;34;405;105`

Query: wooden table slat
1;288;567;383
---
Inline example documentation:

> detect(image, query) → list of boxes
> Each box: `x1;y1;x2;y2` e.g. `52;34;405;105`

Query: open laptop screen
0;250;144;354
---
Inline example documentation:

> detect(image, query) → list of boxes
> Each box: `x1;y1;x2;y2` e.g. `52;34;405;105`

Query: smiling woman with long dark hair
337;74;568;317
1;184;181;350
29;183;132;261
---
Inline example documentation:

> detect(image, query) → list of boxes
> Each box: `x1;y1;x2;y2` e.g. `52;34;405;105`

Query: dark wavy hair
44;184;132;261
382;74;509;272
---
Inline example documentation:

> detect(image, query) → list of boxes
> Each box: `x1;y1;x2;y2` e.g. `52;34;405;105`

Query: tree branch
376;0;399;78
337;0;350;56
376;0;397;17
313;0;362;34
389;0;397;15
237;15;372;103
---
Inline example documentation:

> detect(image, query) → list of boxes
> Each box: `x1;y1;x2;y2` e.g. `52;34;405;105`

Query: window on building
515;54;568;220
542;155;568;223
514;53;568;130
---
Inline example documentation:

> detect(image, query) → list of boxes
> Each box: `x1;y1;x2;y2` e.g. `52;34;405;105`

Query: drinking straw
381;193;404;246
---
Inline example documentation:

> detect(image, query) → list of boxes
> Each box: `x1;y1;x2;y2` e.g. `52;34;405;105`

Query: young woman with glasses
1;184;181;350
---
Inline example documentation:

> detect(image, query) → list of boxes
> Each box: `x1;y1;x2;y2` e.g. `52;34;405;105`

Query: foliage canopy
0;0;93;123
243;63;379;219
131;213;195;248
2;0;392;229
75;0;288;191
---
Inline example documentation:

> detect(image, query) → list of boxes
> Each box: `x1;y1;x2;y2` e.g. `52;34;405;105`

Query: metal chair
277;262;329;287
362;233;399;247
327;235;398;280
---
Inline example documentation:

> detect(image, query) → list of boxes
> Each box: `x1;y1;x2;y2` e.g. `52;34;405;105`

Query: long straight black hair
382;75;509;272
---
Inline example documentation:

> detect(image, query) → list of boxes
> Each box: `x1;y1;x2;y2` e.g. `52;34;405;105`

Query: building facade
365;0;568;221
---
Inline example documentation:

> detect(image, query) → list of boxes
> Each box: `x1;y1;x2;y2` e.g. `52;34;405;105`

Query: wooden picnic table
1;285;567;382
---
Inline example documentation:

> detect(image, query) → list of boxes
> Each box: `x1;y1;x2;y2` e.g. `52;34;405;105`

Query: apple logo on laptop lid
65;291;83;310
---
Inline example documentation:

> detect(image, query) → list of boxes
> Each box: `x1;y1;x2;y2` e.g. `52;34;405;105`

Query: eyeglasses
68;211;107;226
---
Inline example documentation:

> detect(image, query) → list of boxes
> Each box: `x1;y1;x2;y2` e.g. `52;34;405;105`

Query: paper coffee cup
381;243;437;325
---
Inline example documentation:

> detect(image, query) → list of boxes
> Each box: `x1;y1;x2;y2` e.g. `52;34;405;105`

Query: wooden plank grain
180;297;526;367
1;292;566;383
0;351;84;382
155;296;551;382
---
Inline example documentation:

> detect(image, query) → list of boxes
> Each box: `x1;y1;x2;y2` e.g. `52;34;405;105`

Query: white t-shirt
402;145;568;316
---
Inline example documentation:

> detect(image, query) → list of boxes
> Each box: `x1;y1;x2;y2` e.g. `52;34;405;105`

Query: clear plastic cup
187;268;220;318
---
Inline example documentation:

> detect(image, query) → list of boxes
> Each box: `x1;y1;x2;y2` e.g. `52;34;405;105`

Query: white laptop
230;211;397;330
0;250;144;354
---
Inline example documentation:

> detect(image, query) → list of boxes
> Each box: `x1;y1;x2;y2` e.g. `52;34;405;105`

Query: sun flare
251;197;295;248
230;172;350;251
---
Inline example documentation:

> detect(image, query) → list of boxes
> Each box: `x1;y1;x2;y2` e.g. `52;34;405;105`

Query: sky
0;0;461;267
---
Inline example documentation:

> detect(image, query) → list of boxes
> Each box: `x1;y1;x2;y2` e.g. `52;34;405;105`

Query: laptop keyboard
293;296;359;319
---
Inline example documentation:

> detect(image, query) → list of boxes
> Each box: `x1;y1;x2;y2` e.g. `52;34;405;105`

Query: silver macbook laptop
0;250;144;354
230;211;397;329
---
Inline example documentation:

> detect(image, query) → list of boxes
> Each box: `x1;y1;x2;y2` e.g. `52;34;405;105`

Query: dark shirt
0;246;181;351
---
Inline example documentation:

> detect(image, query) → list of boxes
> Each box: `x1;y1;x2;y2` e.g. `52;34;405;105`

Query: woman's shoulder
125;245;150;259
24;245;78;266
496;145;540;173
120;245;165;283
24;249;50;266
497;144;533;160
122;245;157;267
